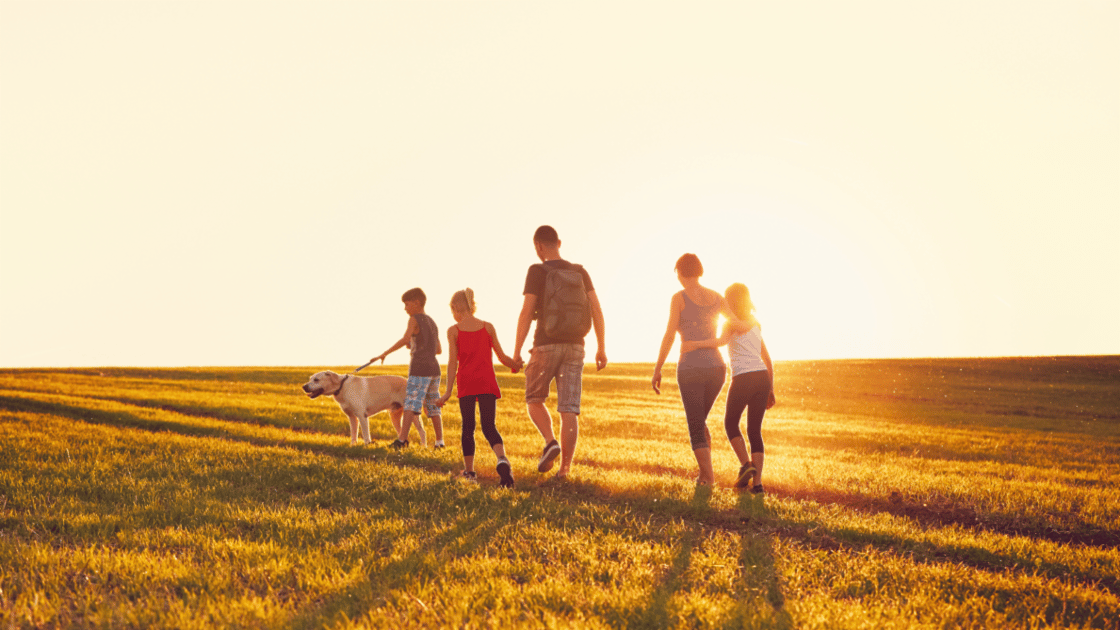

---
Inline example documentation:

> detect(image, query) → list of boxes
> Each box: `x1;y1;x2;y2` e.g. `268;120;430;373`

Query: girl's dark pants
724;371;771;453
458;393;503;457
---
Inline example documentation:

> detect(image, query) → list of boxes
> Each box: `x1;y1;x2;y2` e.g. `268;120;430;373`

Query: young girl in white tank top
682;283;775;493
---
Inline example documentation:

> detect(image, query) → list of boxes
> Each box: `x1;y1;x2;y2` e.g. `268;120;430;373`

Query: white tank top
729;325;768;377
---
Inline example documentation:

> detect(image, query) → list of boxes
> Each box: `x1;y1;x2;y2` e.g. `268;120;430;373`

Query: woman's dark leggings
458;394;503;457
677;366;726;450
725;371;771;453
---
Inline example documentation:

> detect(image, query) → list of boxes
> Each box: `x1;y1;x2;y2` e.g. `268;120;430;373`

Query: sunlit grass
1;357;1118;628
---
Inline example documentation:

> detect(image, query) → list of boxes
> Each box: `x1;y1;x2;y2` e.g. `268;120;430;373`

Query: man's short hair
675;253;704;278
533;225;559;245
401;287;427;306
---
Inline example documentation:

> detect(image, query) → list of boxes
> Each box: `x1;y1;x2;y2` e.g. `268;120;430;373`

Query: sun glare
597;188;918;363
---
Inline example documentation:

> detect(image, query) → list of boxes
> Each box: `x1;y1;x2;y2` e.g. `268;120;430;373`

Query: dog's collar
331;375;350;397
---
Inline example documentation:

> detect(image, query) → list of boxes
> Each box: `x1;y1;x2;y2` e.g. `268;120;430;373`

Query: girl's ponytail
451;288;477;315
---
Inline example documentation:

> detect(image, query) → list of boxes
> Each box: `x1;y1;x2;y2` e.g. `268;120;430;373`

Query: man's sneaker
750;484;765;495
734;463;756;489
496;459;515;488
537;440;561;473
390;439;409;450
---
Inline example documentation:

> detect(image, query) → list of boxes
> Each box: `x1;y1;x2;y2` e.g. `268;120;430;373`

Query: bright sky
1;1;1117;368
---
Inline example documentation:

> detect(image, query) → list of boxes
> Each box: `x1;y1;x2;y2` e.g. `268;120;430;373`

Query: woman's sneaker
460;470;478;483
496;459;515;488
734;463;756;489
538;440;561;472
750;484;765;495
390;439;409;450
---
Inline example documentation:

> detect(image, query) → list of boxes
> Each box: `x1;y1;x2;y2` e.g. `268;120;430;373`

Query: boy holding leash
372;287;445;449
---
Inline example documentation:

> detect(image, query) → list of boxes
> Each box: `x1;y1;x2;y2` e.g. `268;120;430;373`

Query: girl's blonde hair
450;288;477;315
725;283;758;327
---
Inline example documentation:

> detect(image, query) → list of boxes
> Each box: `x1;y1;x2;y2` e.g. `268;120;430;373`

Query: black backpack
537;263;592;340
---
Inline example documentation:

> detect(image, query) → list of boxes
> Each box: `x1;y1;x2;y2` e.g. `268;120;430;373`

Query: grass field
2;356;1118;629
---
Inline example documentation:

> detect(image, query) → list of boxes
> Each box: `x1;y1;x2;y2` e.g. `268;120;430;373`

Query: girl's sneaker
460;470;478;483
734;463;756;489
496;459;515;488
434;441;446;449
750;484;765;495
390;439;409;450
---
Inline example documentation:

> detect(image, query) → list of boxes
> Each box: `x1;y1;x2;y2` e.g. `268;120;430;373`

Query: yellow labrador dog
302;371;406;445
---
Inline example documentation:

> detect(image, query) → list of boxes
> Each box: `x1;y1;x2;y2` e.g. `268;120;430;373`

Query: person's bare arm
719;296;741;323
513;293;536;370
761;338;776;409
681;323;734;353
652;293;682;394
587;290;607;371
373;317;418;363
437;327;458;406
485;321;518;371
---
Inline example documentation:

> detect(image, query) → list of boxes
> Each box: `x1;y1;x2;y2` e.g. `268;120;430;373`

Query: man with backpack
512;225;607;479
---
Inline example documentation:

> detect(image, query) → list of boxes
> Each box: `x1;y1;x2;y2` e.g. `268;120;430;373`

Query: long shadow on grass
629;486;710;628
283;494;519;628
9;393;1118;603
775;484;1120;549
633;522;701;628
0;394;434;471
523;477;1120;602
727;493;794;628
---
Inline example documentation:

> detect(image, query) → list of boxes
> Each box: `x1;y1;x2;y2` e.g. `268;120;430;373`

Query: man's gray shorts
524;343;585;414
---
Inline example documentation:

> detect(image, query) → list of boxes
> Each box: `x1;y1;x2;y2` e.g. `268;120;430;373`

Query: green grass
1;357;1118;628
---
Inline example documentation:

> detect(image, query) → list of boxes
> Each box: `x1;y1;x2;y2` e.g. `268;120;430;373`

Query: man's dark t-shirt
523;259;595;348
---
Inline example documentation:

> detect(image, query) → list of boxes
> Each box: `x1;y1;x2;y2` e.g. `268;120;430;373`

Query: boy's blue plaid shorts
404;375;441;415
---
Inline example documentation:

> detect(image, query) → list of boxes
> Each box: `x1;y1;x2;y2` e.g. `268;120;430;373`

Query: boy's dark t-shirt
523;259;595;348
409;313;441;377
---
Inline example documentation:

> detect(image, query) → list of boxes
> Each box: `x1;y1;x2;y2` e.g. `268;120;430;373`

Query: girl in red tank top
436;288;520;487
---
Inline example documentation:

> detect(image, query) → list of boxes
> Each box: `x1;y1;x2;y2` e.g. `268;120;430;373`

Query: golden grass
1;357;1118;628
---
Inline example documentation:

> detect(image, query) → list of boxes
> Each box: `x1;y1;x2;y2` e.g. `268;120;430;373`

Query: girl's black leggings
725;371;771;453
459;394;503;457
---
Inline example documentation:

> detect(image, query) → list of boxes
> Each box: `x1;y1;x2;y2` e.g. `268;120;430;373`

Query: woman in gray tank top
652;254;740;486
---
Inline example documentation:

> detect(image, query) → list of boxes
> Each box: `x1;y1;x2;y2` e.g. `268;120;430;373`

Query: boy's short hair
401;287;427;306
533;225;559;245
675;253;704;278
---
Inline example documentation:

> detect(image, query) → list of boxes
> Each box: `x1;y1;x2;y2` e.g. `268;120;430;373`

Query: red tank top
455;326;502;398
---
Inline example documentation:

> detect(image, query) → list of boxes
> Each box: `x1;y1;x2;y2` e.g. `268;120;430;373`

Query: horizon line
2;353;1117;371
